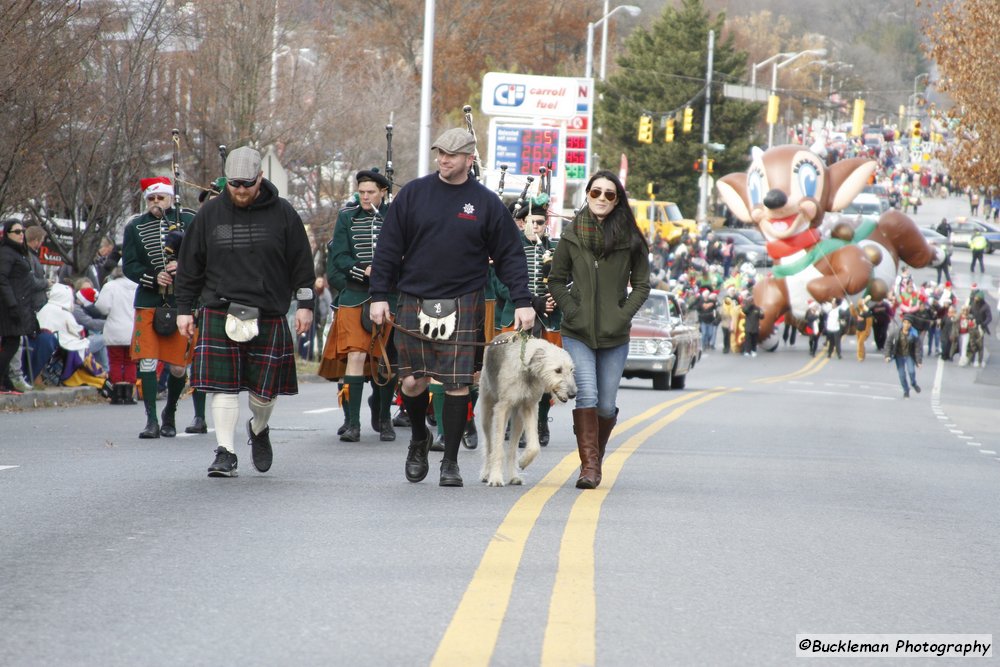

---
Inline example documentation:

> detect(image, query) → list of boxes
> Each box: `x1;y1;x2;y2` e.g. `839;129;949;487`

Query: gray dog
478;332;577;486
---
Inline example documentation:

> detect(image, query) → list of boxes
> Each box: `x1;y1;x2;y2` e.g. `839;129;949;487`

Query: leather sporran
417;298;458;340
224;302;260;342
360;301;373;333
153;306;178;336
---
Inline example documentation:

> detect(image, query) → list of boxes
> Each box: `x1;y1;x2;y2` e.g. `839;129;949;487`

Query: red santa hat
141;176;174;199
76;287;97;307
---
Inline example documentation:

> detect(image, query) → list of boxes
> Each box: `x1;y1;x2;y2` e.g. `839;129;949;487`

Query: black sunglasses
7;228;24;235
228;177;258;189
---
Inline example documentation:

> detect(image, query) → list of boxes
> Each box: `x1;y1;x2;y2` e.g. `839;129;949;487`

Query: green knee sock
139;371;158;421
164;373;186;417
345;375;365;428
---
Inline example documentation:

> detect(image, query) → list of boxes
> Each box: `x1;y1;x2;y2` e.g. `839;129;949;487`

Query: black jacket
0;240;43;337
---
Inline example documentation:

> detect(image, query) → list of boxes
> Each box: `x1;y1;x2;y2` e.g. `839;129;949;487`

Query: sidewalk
0;386;102;411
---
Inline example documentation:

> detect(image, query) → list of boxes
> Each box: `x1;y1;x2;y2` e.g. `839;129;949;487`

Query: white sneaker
751;351;757;358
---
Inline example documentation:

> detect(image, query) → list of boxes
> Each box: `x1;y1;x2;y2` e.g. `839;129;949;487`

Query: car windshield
843;202;881;215
664;204;684;222
637;294;670;320
734;229;766;243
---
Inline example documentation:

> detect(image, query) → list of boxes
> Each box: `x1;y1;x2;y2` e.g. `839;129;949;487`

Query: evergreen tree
597;0;760;217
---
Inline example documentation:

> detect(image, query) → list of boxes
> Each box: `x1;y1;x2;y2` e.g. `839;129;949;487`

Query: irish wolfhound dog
478;331;576;487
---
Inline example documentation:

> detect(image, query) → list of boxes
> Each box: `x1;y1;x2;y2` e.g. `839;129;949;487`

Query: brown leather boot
573;407;600;489
595;410;618;486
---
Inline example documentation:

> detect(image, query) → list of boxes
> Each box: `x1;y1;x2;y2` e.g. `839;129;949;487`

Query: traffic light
682;107;694;133
693;159;701;171
850;98;865;136
766;95;780;124
912;120;922;141
665;118;675;142
707;158;714;174
637;115;653;144
646;182;660;197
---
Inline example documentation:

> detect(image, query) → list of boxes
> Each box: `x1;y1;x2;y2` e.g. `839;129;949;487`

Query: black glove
531;295;548;317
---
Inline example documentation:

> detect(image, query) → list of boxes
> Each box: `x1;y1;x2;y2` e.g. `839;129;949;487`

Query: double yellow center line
431;388;736;666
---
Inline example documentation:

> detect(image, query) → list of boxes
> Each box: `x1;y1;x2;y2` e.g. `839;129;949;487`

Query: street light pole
585;4;640;80
767;48;826;147
417;0;436;176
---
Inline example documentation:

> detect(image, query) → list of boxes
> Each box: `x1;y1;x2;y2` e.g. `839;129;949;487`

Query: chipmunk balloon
716;145;941;344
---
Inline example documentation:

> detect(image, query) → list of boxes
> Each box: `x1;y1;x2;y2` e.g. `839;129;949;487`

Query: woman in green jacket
548;170;650;489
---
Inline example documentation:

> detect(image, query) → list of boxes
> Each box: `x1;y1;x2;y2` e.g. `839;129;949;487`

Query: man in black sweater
370;128;534;487
175;147;316;478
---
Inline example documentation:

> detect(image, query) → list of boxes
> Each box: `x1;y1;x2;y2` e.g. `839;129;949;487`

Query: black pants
971;250;985;273
0;335;20;388
936;265;952;284
743;333;759;354
808;334;820;356
826;331;842;358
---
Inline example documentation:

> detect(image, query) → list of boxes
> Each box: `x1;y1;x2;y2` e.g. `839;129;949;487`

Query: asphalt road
1;194;998;666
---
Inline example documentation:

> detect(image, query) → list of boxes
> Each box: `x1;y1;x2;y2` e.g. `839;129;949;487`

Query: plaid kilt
395;290;484;390
191;307;298;400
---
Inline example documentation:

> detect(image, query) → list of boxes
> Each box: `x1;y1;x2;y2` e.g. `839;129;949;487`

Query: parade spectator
741;295;763;357
971;290;992;336
935;243;952;285
941;304;958;361
0;220;45;393
72;282;109;371
967;321;985;368
5;224;48;391
175;146;316;478
696;289;718;351
969;189;980;216
957;306;973;366
885;315;922;398
936;217;951;238
869;297;893;352
93;265;138;401
87;236;120;288
719;287;737;354
803;300;824;357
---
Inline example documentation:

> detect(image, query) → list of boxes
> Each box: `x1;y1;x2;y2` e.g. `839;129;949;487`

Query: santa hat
141;176;174;199
76;287;97;307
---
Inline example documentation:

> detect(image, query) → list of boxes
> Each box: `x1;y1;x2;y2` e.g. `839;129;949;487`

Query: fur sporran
224;302;260;342
417;298;457;340
153;306;178;336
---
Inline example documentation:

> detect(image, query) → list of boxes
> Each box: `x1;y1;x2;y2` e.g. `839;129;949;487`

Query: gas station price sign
493;126;560;177
564;133;589;180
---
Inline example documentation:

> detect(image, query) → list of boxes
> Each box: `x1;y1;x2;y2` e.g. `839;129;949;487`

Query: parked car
623;289;700;390
919;227;949;245
713;230;772;267
948;217;1000;253
842;192;889;217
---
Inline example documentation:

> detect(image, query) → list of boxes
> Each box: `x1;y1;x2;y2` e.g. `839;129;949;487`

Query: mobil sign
482;72;592;119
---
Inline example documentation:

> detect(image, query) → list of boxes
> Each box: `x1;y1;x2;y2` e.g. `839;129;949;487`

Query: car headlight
657;339;673;356
643;339;658;354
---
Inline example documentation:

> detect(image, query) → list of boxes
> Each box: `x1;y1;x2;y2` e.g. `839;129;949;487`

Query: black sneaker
913;383;921;394
379;418;396;442
404;431;433;483
208;447;238;477
246;419;273;473
462;419;478;450
439;460;463;487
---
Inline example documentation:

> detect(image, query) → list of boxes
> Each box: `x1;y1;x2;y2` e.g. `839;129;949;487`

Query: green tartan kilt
191;307;298;399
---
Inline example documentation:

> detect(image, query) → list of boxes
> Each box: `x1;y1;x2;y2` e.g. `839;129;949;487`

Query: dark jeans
894;355;917;393
826;331;842;358
0;335;19;388
971;250;985;273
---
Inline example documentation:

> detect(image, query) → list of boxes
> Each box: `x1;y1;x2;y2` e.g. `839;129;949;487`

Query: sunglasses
588;188;617;202
7;229;24;235
228;177;258;189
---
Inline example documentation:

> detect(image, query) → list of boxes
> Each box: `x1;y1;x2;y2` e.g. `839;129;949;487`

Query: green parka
547;220;650;349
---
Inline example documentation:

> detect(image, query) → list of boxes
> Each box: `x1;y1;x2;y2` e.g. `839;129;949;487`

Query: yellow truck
630;199;698;245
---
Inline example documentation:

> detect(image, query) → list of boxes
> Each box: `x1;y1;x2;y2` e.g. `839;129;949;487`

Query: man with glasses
369;127;534;487
123;176;200;439
174;146;316;478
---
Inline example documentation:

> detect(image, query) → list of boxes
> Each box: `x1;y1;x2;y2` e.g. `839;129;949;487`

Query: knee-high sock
401;390;429;442
138;370;158;420
212;393;240;452
428;383;445;436
344;375;364;428
376;379;394;423
442;393;467;463
249;393;276;435
164;372;186;417
192;389;206;419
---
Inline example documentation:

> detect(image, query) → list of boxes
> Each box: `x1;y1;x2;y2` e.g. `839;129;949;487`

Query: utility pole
697;30;715;226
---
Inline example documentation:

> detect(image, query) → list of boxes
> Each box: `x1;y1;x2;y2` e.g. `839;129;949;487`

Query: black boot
139;417;160;439
110;383;125;405
160;408;177;438
462;419;478;449
439;460;463;487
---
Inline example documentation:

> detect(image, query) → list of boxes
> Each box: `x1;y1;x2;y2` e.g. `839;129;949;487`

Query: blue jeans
561;336;628;419
700;322;716;349
894;355;917;392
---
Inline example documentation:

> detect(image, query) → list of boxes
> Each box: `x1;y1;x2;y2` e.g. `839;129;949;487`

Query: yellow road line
540;388;739;667
754;353;828;384
430;390;715;667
